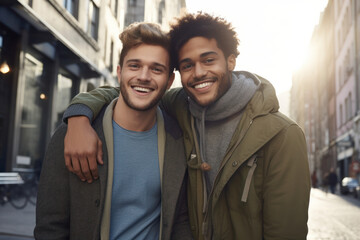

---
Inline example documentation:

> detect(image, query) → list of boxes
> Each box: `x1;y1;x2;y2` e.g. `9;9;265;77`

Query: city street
308;188;360;240
0;188;359;239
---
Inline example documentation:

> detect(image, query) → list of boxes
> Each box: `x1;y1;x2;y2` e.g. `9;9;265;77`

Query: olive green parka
160;74;311;240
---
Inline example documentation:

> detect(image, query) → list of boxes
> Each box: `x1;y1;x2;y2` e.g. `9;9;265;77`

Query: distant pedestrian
328;168;338;194
311;170;318;188
322;172;329;193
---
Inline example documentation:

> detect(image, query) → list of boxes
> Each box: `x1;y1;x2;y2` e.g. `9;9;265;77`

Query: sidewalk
0;201;35;239
310;187;360;206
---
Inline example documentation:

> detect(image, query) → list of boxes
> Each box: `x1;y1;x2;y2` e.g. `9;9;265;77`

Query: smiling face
178;37;236;107
118;44;174;112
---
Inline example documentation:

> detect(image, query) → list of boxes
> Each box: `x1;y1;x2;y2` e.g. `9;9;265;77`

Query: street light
0;61;10;74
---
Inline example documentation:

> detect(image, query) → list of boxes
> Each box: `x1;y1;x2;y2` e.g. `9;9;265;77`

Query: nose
138;67;151;81
194;63;207;79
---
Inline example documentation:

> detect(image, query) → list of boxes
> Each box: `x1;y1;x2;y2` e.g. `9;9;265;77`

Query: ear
117;65;121;84
227;54;236;71
166;72;175;89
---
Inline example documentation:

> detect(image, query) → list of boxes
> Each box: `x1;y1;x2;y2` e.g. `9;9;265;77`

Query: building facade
291;0;360;184
0;0;185;174
334;0;357;180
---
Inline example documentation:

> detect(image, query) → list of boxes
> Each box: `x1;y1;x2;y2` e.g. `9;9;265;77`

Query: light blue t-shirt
110;120;161;240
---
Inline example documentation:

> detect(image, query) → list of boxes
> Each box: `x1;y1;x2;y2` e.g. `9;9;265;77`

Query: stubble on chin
119;80;167;111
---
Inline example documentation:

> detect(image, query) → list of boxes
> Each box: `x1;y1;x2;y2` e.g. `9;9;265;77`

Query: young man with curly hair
35;22;192;240
63;13;311;240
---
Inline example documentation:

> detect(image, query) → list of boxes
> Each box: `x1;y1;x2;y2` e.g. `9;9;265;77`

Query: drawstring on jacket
199;108;211;172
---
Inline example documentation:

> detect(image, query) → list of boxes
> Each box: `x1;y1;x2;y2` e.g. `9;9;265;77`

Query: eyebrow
126;59;167;70
179;51;219;65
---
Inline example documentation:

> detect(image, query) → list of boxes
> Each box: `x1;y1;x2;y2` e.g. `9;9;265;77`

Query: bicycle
13;167;40;206
0;172;28;209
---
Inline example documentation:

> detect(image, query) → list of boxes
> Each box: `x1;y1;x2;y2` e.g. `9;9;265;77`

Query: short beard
185;70;232;107
120;80;167;111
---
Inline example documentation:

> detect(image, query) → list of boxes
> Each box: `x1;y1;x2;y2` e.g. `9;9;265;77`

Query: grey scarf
188;71;260;191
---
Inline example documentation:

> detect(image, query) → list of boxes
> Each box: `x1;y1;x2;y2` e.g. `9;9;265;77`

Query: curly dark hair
169;12;240;70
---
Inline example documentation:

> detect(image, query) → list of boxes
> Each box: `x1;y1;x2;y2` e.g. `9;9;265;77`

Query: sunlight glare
185;0;328;94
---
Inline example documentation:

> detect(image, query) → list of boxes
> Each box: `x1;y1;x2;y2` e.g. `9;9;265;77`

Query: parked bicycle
14;167;40;206
0;172;27;209
0;167;40;210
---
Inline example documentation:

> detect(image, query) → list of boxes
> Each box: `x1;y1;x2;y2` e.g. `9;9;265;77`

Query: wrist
68;116;90;128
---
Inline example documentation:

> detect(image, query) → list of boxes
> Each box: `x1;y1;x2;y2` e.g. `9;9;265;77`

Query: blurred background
0;0;359;239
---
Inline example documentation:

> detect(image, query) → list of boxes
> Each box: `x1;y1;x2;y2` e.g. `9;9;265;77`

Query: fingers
65;152;96;183
97;140;104;165
70;156;86;182
64;116;102;183
88;154;99;181
78;155;94;183
64;154;75;174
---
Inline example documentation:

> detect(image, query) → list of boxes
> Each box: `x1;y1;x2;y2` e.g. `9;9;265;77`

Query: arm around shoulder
69;86;119;122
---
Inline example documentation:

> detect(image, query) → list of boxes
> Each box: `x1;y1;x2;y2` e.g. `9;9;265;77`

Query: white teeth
194;82;212;89
133;86;151;93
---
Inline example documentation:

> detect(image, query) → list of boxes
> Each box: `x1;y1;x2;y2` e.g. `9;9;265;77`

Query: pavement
0;200;35;239
0;188;359;239
307;187;360;240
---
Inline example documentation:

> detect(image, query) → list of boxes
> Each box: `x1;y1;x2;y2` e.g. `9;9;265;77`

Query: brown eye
181;63;193;71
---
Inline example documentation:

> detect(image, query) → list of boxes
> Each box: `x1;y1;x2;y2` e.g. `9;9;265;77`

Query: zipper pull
247;154;257;167
242;155;258;202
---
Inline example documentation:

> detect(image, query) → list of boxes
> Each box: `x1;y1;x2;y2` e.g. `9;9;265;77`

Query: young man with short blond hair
35;22;191;240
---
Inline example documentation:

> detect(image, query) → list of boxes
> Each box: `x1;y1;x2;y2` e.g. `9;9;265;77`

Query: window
115;0;119;18
338;66;342;88
17;53;49;169
158;1;165;25
87;0;99;40
340;104;343;125
109;40;114;72
103;28;107;60
348;92;352;120
337;31;340;52
63;0;79;19
53;72;74;130
129;0;137;7
345;97;349;121
114;0;119;18
109;0;119;18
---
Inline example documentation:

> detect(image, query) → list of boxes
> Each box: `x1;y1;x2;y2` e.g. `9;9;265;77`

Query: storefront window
0;25;18;172
16;54;47;169
52;72;73;130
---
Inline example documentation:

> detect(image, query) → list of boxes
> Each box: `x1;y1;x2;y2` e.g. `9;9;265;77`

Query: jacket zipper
201;118;254;239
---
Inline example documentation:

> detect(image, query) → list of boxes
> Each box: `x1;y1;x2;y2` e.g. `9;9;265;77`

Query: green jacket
69;74;310;240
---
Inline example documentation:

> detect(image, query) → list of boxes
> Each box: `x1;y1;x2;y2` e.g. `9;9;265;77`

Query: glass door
16;53;48;170
0;26;18;172
52;70;76;131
